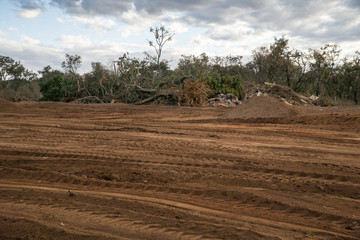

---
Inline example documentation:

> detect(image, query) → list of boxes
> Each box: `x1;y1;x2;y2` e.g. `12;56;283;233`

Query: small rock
68;190;75;197
346;221;360;230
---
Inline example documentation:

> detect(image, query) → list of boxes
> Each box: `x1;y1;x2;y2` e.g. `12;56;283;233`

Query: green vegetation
1;27;360;105
206;73;244;98
39;75;65;102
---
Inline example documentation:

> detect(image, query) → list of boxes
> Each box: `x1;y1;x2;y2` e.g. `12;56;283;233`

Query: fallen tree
74;96;104;104
134;77;211;106
134;85;179;105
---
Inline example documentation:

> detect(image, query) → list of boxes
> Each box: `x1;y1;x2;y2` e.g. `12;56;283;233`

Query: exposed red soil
223;95;297;118
221;96;360;132
0;99;360;239
0;98;26;113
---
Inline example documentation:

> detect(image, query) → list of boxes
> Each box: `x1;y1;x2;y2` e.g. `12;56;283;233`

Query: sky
0;0;359;74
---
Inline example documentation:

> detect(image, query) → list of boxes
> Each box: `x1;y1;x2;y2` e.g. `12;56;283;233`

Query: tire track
1;102;360;239
1;171;358;235
2;146;359;185
0;183;357;240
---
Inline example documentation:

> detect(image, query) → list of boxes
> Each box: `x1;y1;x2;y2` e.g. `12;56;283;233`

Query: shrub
39;75;65;101
206;73;244;98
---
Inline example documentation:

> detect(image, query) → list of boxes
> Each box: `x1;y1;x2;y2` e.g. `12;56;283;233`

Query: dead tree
134;85;179;105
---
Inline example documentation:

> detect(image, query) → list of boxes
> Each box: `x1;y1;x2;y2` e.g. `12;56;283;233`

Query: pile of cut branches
177;77;211;106
134;77;211;106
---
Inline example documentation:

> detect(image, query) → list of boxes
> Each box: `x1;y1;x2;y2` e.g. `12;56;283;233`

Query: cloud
205;21;255;41
50;0;131;16
57;34;141;54
4;0;360;73
118;27;132;38
120;4;159;33
13;0;45;19
57;17;64;23
0;36;63;72
49;0;264;24
18;8;42;19
72;16;117;32
14;0;45;9
20;35;40;45
81;0;130;15
0;33;142;73
55;34;147;72
346;0;360;8
58;35;93;49
8;27;18;31
48;0;360;45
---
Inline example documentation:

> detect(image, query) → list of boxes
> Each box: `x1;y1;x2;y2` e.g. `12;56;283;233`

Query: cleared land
0;97;360;240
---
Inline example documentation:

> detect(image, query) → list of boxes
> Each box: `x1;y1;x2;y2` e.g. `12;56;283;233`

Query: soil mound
222;95;297;119
0;98;25;113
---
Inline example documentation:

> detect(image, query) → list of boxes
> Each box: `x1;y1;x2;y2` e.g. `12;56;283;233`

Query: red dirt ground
1;97;360;240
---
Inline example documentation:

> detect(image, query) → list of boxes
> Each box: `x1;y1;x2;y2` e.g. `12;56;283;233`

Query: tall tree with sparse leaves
145;25;175;77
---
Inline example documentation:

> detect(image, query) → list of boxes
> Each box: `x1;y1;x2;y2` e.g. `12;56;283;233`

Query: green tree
61;54;82;75
61;54;82;92
39;75;65;101
307;44;341;96
38;65;63;83
249;36;295;85
206;73;244;98
339;51;360;104
0;56;38;100
1;56;23;81
176;53;210;79
211;55;243;76
0;56;36;82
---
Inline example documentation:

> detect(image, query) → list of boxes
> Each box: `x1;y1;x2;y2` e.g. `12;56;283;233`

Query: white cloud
48;0;360;45
168;21;189;35
0;30;5;36
57;17;64;23
18;8;42;19
58;35;93;49
4;0;360;74
120;3;159;33
0;36;63;72
0;34;138;73
119;27;132;38
206;21;255;41
8;27;18;31
72;16;117;32
20;35;40;45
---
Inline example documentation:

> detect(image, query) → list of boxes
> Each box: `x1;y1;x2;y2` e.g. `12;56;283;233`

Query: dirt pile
222;95;297;119
0;98;25;113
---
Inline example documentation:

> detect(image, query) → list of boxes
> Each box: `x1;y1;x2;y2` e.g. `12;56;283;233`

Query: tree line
1;28;359;105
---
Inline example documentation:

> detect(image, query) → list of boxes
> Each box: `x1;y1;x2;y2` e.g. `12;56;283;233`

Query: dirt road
0;99;359;239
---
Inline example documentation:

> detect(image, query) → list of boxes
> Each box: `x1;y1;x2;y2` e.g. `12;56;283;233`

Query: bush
60;77;79;102
206;73;244;98
40;75;65;101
